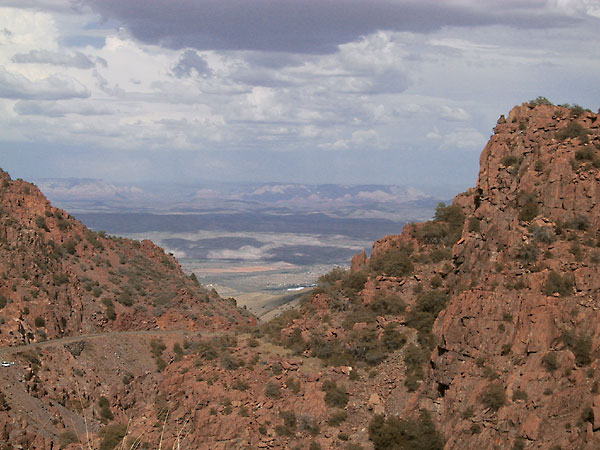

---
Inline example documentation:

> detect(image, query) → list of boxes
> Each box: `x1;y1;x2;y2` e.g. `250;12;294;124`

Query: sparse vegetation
368;411;444;450
480;383;506;412
543;270;574;297
556;121;589;143
99;423;127;450
562;330;592;366
322;380;349;408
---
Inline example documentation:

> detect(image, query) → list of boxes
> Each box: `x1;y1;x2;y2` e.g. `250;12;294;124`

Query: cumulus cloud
0;66;90;100
83;0;582;54
12;49;96;69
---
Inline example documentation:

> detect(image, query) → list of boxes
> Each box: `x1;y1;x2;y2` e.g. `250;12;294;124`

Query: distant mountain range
33;179;444;221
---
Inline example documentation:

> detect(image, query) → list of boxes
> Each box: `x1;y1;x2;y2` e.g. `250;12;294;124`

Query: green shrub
512;389;528;401
369;247;414;277
265;381;281;399
276;410;296;429
370;291;406;315
468;217;481;233
542;352;558;372
35;216;49;232
568;214;590;231
529;96;553;106
98;396;113;421
502;155;519;167
516;244;538;263
102;298;116;321
328;410;348;426
150;338;166;357
63;240;77;255
99;424;127;450
322;380;348;408
368;411;444;450
479;383;506;412
383;325;407;351
562;330;592;366
418;222;448;245
34;316;45;327
517;193;539;222
58;430;79;447
556;121;589;143
543;271;574;296
117;291;133;307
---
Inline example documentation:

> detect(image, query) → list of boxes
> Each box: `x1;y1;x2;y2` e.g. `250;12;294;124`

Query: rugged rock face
0;170;254;347
416;103;600;450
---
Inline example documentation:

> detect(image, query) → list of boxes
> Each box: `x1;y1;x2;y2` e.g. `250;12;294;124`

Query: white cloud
0;65;90;99
439;105;470;121
441;128;488;150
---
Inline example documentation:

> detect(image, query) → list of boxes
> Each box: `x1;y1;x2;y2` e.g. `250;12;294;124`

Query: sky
0;0;599;191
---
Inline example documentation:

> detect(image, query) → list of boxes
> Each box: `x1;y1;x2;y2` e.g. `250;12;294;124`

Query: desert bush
368;410;444;450
517;192;539;222
562;330;592;366
299;414;320;435
342;270;368;296
149;338;166;356
98;396;113;421
280;410;297;429
531;225;555;244
322;380;349;408
328;410;348;426
480;383;506;412
383;324;407;351
542;352;559;372
34;316;45;328
35;216;49;232
86;231;104;250
63;240;77;255
369;246;414;277
556;121;589;143
58;430;79;447
502;155;520;167
418;221;448;245
370;291;406;315
265;381;281;399
512;389;528;401
102;298;116;321
516;244;538;263
529;96;553;106
428;248;452;262
99;424;127;450
117;291;133;307
568;214;590;231
221;353;242;370
468;217;481;233
543;270;574;296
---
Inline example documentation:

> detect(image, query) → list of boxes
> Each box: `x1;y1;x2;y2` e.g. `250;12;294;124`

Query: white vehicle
1;361;14;367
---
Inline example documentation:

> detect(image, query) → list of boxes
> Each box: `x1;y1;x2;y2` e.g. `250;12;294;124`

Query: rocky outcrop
0;169;254;346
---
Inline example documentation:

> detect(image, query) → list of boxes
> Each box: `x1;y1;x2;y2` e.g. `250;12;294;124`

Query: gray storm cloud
83;0;579;54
